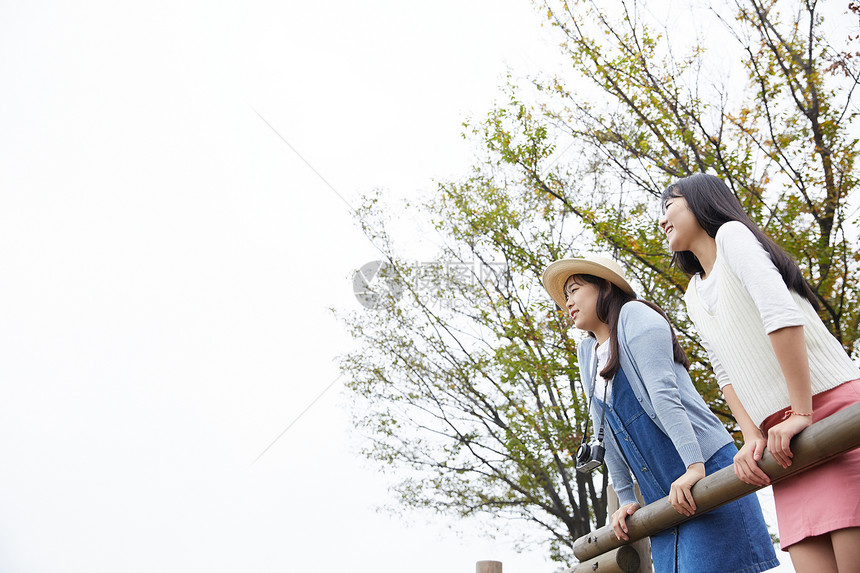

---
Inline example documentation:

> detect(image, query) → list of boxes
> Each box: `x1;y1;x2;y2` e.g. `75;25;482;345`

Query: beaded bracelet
782;409;813;421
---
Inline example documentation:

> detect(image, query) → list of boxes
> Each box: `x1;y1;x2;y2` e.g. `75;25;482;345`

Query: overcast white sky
0;1;568;572
0;1;801;572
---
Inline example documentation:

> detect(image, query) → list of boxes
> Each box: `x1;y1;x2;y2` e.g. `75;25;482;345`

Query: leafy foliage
338;0;860;562
340;182;607;559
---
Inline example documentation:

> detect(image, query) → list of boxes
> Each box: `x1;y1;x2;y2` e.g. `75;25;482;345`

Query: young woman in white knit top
659;173;860;573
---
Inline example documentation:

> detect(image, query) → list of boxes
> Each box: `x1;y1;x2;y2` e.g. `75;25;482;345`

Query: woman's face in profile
564;276;602;333
659;195;702;252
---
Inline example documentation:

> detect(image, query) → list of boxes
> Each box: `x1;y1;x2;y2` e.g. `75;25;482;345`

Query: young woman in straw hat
659;173;860;572
543;255;777;573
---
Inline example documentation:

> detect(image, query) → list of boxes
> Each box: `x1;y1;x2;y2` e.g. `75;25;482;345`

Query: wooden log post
608;484;652;573
574;401;860;562
565;484;651;573
566;545;640;573
476;560;502;573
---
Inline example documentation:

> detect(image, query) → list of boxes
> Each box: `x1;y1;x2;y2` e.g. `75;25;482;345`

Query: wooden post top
476;560;502;573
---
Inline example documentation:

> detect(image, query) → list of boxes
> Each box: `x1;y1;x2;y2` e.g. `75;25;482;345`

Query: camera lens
576;442;590;462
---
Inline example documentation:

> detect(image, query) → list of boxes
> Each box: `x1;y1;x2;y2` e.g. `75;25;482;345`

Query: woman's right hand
611;502;641;541
733;436;770;486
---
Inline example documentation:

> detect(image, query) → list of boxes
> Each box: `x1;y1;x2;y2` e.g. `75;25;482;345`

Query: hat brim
541;258;636;309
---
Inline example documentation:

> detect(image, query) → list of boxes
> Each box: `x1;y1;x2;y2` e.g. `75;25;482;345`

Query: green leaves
337;181;604;557
338;0;860;562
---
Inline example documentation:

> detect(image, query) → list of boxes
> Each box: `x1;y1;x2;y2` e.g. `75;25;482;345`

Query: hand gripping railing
570;401;860;570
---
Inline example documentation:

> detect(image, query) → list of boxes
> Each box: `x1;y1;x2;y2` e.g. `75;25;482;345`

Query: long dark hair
661;173;819;309
570;274;690;379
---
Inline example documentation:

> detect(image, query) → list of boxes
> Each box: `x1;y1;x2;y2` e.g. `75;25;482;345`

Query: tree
531;0;860;351
338;0;860;563
340;186;606;560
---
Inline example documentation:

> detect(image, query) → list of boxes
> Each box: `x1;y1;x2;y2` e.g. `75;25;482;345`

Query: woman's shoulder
715;220;773;276
716;219;751;236
619;300;669;329
716;220;759;248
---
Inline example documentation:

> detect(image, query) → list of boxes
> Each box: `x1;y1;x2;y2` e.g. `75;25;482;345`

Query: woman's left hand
669;463;706;517
766;414;812;468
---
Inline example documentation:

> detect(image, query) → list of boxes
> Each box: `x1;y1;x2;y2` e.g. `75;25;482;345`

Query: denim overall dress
600;367;779;573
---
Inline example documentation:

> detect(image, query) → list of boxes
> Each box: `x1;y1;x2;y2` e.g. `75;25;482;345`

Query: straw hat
541;255;635;309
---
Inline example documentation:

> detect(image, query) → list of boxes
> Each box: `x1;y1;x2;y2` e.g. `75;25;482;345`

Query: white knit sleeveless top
685;257;859;426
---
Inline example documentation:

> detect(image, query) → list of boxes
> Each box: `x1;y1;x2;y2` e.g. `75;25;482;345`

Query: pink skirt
761;378;860;550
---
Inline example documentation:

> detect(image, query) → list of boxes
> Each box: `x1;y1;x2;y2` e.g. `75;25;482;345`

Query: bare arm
722;383;770;486
769;325;813;413
765;325;813;467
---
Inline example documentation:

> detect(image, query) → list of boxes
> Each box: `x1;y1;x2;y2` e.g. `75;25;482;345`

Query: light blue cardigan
577;301;733;506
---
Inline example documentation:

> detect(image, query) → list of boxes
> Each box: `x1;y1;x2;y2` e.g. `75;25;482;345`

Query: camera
575;439;605;473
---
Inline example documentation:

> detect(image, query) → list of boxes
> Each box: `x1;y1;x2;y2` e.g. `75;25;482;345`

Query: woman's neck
690;235;718;279
593;324;610;345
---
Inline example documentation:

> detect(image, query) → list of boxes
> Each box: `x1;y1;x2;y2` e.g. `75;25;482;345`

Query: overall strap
581;347;610;442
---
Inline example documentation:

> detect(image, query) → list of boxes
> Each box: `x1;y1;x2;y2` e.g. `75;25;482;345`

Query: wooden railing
571;401;860;572
476;400;860;573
